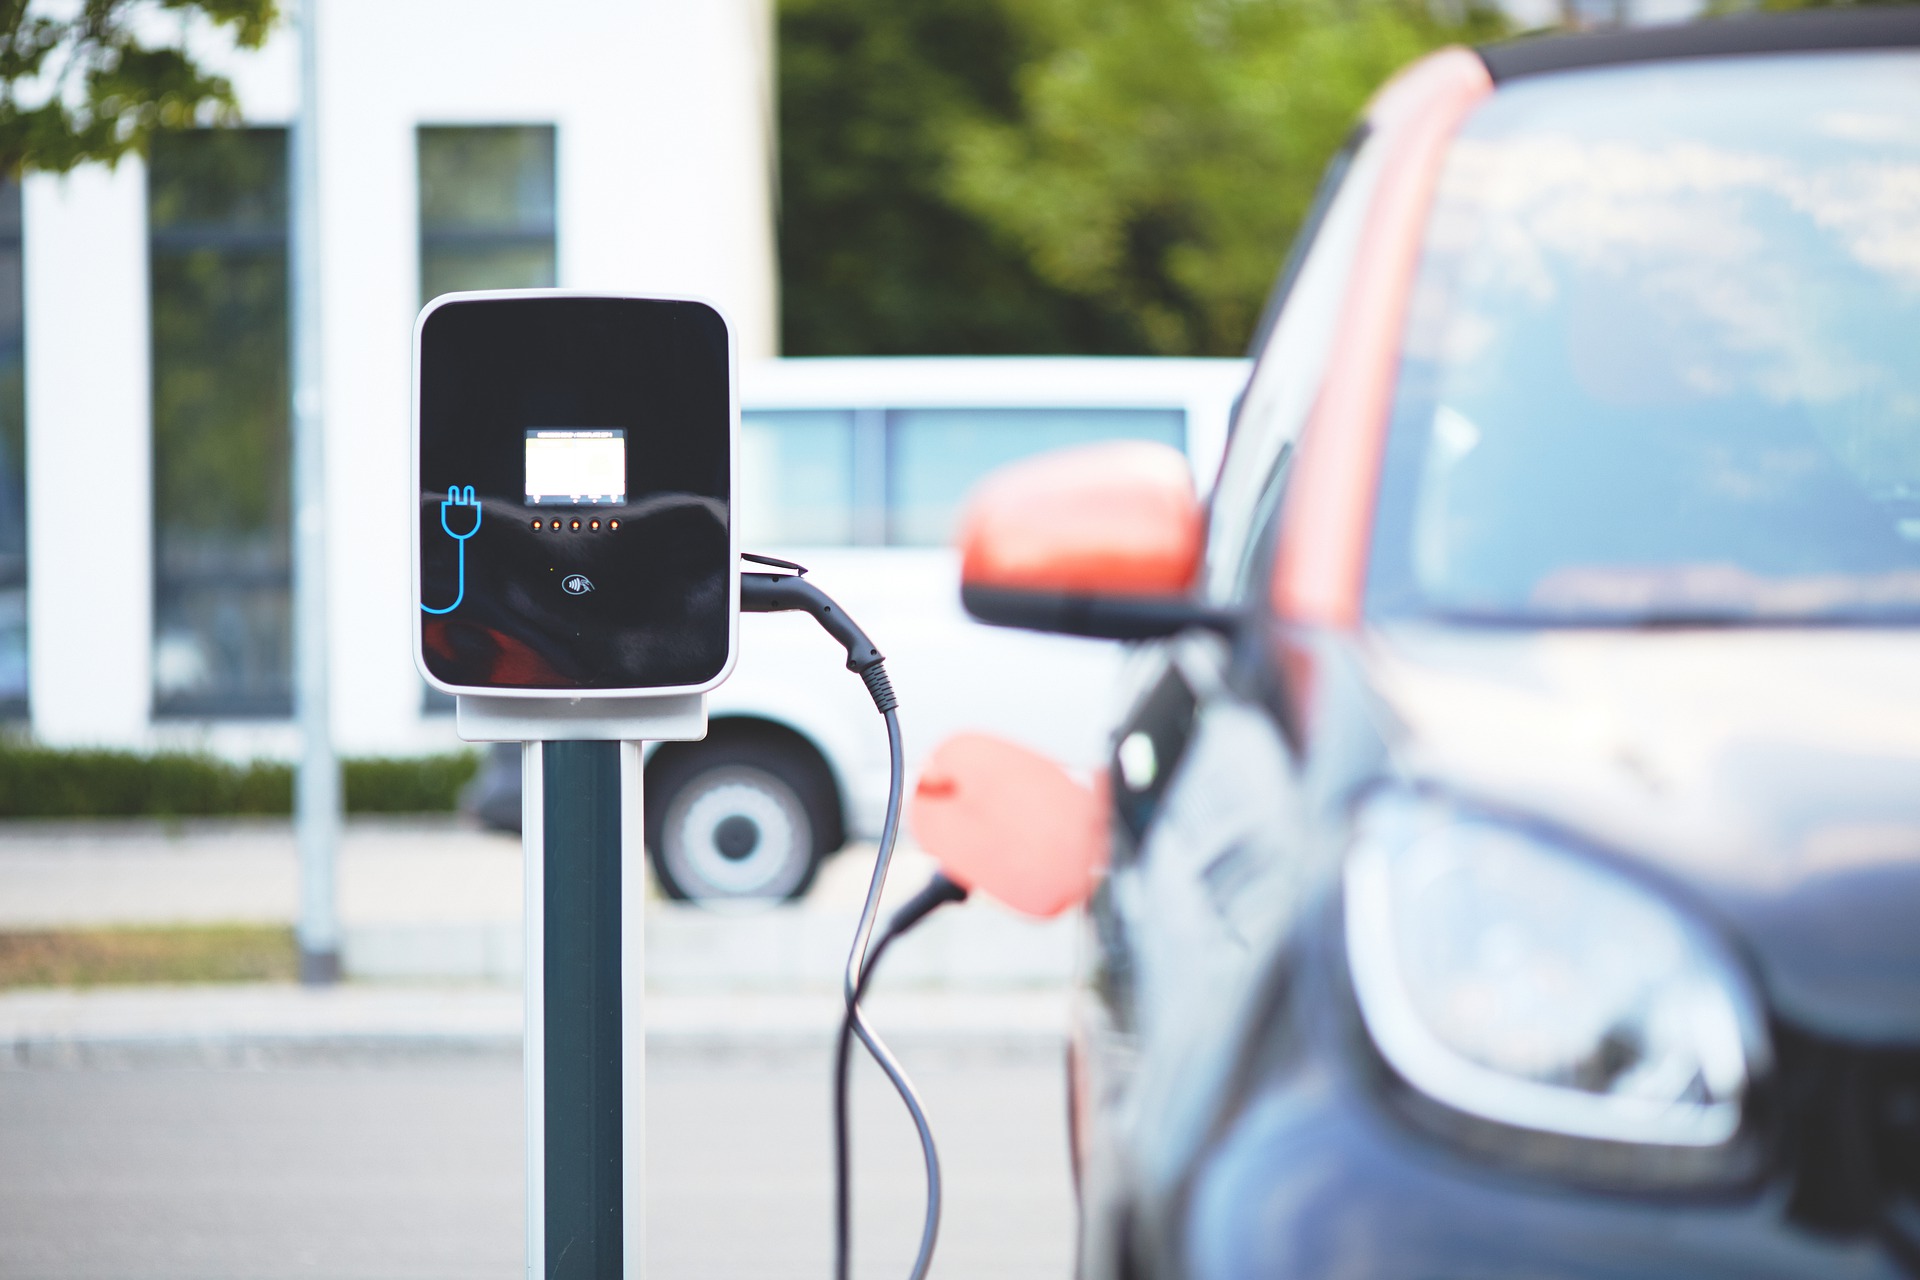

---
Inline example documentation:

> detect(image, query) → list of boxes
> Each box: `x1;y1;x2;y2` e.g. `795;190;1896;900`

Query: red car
924;9;1920;1277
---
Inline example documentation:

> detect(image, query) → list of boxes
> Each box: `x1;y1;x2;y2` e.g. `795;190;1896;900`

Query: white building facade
18;0;777;759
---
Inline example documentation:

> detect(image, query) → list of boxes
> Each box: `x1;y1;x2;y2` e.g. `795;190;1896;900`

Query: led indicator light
589;519;600;531
609;519;620;530
570;519;581;531
530;518;541;530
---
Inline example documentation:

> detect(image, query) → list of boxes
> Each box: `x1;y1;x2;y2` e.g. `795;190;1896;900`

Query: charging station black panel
415;295;733;693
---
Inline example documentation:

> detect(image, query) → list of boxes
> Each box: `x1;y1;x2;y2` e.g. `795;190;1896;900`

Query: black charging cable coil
741;557;958;1280
833;873;968;1280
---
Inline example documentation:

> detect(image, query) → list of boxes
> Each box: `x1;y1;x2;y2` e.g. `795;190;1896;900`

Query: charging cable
739;554;954;1280
832;872;968;1280
421;485;481;615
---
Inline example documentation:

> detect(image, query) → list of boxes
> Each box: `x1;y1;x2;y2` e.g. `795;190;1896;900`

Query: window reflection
149;128;291;716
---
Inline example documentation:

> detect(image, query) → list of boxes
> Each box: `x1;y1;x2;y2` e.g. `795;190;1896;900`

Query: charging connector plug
872;873;970;955
741;569;897;713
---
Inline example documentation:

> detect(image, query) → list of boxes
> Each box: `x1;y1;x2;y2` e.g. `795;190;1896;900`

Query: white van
467;356;1250;899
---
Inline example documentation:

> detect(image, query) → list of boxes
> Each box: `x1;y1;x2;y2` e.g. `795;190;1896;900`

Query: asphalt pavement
0;815;1081;1278
0;1042;1074;1280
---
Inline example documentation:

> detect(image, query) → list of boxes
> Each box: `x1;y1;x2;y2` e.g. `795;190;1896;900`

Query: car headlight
1343;798;1767;1151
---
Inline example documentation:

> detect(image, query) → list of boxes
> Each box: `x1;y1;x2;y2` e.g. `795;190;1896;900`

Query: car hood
1361;624;1920;1042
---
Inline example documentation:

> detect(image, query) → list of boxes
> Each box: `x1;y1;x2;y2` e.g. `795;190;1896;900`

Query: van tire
644;733;838;902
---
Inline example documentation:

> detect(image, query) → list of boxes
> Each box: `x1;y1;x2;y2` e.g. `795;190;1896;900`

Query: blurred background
0;0;1880;1276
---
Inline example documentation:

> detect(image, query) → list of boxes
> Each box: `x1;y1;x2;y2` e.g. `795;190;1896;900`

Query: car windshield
1368;53;1920;625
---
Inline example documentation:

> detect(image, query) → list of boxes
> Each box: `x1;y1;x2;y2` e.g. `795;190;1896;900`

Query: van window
888;407;1184;546
740;410;857;546
739;405;1186;548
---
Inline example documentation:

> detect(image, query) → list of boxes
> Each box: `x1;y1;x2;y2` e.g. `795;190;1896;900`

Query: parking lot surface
0;1041;1074;1280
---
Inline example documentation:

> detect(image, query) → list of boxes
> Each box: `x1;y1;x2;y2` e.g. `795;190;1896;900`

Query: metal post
618;741;648;1277
290;0;340;984
524;739;646;1279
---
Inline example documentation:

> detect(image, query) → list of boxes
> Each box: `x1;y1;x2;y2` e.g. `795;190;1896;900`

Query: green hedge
344;753;484;815
0;742;482;819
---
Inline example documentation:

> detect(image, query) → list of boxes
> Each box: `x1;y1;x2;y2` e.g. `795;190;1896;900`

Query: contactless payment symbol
563;574;595;595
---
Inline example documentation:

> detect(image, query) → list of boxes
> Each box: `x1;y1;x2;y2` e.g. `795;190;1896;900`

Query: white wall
23;163;154;749
22;0;778;757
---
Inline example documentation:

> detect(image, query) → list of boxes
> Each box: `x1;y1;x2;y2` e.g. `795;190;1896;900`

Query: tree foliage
948;0;1506;355
0;0;277;177
776;0;1147;355
777;0;1504;356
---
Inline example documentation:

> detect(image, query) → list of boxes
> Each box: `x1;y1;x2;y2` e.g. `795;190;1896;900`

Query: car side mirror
956;440;1233;640
910;733;1108;918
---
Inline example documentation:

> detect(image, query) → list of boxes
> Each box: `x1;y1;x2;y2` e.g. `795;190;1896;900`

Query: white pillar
23;162;153;748
314;0;424;758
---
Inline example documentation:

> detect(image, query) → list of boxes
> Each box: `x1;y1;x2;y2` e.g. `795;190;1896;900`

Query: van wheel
645;735;837;902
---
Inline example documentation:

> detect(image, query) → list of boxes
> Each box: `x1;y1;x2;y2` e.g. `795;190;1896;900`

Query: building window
0;181;24;718
738;407;1187;549
149;128;291;718
418;126;556;712
418;126;556;304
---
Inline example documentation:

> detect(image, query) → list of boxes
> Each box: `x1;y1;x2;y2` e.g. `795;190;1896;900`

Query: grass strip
0;924;299;989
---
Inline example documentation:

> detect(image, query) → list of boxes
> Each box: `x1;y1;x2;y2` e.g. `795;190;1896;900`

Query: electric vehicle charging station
414;290;738;1279
415;289;961;1280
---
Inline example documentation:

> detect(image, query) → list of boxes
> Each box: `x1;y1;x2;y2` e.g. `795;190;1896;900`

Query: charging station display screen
525;430;626;505
415;295;733;694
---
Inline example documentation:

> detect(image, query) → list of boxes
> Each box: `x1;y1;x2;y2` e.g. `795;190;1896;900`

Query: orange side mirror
910;733;1108;918
957;441;1226;640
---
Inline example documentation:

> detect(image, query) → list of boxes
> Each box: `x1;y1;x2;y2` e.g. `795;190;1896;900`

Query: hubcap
662;765;811;900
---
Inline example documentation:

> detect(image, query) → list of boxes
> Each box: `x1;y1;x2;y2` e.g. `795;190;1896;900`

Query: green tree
777;0;1150;354
778;0;1502;356
0;0;277;177
945;0;1506;355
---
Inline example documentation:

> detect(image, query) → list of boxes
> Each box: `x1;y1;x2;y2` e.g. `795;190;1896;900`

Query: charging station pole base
458;694;709;1280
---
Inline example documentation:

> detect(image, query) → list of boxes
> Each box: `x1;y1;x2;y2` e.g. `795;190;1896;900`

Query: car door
1072;493;1318;1280
1070;126;1390;1276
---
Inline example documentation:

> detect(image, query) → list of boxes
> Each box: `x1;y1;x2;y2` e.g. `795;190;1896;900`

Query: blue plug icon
422;485;481;615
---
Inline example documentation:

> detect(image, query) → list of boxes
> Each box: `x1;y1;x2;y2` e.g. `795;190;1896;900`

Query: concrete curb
0;982;1073;1066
